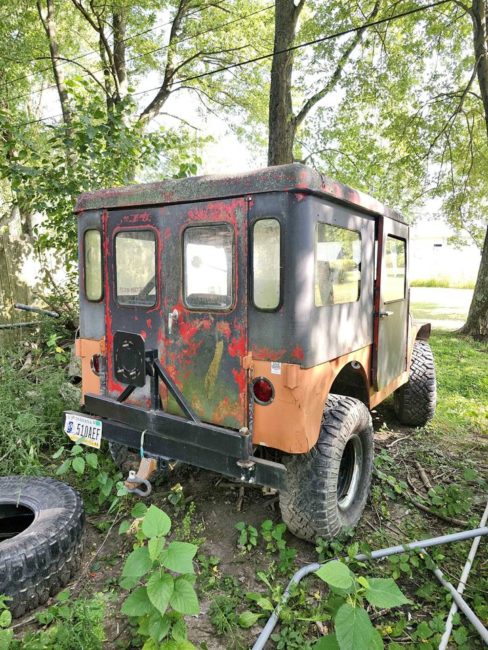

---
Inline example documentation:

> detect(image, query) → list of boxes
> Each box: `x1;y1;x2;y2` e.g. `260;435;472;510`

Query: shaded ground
410;287;473;330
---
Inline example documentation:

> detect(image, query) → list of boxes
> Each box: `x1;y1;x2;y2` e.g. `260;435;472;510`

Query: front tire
394;340;436;427
279;394;374;542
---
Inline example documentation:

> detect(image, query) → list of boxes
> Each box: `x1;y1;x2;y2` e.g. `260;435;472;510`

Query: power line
10;4;273;103
10;0;453;130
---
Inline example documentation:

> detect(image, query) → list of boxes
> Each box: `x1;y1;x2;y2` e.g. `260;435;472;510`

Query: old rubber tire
0;476;84;618
109;443;168;483
279;394;374;542
394;340;436;427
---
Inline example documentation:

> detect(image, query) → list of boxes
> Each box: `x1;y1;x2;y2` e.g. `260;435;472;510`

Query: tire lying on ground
280;394;374;542
394;339;436;427
0;476;85;618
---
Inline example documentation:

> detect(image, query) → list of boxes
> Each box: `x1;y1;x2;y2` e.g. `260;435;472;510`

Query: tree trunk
461;0;488;339
113;10;128;96
459;226;488;339
37;0;72;126
268;0;304;166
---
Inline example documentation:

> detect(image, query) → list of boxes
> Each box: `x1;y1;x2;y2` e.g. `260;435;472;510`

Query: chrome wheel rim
337;435;363;511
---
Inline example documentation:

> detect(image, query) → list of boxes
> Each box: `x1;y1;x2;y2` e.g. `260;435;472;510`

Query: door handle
379;310;394;319
168;309;179;335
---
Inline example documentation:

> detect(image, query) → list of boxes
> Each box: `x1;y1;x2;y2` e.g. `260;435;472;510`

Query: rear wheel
394;340;436;427
279;394;374;542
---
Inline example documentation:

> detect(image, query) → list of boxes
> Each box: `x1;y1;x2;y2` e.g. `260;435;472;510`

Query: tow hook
124;457;158;497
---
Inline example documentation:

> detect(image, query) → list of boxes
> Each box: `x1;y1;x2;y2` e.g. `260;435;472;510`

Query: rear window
115;230;156;306
184;224;233;310
252;219;281;310
84;229;102;302
315;223;361;306
384;235;406;302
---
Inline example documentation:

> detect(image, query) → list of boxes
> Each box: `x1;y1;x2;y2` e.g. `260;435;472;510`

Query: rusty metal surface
75;163;406;224
102;199;248;429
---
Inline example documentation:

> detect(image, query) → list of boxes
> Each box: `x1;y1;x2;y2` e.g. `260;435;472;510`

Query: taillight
90;354;102;376
252;377;274;405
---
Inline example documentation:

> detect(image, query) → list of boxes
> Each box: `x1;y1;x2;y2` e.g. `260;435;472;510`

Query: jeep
63;163;436;541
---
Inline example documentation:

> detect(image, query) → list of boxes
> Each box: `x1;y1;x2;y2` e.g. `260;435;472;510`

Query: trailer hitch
124;457;158;498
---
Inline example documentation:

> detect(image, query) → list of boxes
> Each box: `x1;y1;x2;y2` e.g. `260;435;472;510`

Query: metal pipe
421;548;488;646
0;321;38;330
14;303;60;318
438;501;488;650
252;527;488;650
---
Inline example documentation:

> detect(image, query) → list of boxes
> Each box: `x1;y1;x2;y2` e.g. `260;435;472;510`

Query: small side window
315;223;361;306
184;224;233;310
384;236;406;302
84;230;102;302
115;230;156;306
253;219;281;310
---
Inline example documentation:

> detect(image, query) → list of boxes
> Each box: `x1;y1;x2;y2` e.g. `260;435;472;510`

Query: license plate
64;413;103;449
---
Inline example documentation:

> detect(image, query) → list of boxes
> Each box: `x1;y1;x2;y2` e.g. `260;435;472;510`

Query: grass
411;277;475;289
429;330;488;436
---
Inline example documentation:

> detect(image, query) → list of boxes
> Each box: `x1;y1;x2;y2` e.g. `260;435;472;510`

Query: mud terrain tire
0;476;84;618
394;340;436;427
280;394;374;542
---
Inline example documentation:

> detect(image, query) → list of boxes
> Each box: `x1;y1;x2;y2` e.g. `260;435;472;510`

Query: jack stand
125;457;158;497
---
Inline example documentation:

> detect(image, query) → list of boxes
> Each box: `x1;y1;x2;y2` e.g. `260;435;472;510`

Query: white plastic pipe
252;527;488;650
438;501;488;650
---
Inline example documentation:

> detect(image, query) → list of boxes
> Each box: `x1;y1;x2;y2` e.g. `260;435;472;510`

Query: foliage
0;344;77;476
311;560;410;650
54;443;126;514
410;277;475;289
235;521;258;552
0;591;105;650
120;504;199;649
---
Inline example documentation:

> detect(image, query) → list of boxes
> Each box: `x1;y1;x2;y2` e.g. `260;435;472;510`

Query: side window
84;230;102;302
315;223;361;306
184;224;233;310
384;235;406;302
253;219;281;310
115;230;156;306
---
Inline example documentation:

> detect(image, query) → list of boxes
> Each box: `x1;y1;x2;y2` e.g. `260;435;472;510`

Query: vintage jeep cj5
63;164;436;541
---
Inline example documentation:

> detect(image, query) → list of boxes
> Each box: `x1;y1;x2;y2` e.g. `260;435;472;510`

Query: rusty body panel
75;337;103;400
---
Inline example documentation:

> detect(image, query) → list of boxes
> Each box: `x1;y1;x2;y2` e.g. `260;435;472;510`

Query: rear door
105;197;249;429
375;217;409;389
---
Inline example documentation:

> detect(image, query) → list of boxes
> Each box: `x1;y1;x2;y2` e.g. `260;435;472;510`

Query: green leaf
169;577;199;615
142;505;171;539
364;578;411;609
56;459;71;475
315;561;354;590
122;546;152;580
146;572;174;616
121;587;153;617
72;456;85;474
131;502;148;518
52;446;64;459
161;542;198;574
71;445;84;455
238;611;260;629
0;609;12;628
312;635;340;650
148;537;164;562
335;603;381;650
119;520;130;535
148;612;171;642
85;452;98;469
56;590;70;602
171;619;187;642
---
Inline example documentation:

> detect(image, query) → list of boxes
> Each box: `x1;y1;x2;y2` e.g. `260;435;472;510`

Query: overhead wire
9;0;454;130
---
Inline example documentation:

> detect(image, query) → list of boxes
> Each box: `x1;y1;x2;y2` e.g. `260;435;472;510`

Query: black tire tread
0;476;84;618
394;340;436;427
280;394;374;542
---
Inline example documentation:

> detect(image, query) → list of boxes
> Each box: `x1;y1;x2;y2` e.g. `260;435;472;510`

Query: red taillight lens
90;354;101;375
252;377;274;405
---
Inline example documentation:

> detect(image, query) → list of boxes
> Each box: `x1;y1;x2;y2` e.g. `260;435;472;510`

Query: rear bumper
63;393;286;491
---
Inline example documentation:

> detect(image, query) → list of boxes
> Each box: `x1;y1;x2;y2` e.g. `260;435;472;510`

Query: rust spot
291;345;305;361
252;346;286;361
